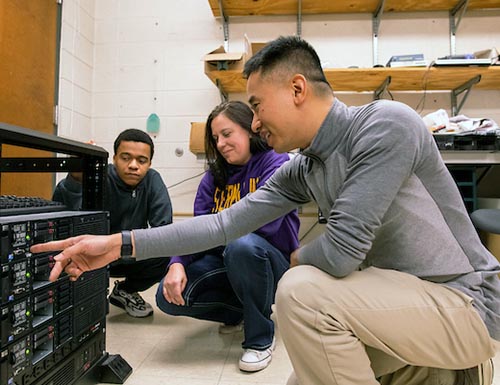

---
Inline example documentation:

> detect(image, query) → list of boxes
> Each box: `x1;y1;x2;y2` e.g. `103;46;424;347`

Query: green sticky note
147;113;160;134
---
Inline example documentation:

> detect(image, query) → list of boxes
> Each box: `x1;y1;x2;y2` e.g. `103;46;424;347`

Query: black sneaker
109;280;153;318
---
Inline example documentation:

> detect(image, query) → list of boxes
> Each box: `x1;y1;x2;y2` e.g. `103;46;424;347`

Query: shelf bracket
215;61;229;71
451;74;481;116
449;0;469;55
374;76;391;100
372;0;386;66
216;79;228;103
218;0;230;51
297;0;302;37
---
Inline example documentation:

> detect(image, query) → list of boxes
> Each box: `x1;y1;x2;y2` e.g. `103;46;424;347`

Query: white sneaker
239;338;275;372
218;322;243;334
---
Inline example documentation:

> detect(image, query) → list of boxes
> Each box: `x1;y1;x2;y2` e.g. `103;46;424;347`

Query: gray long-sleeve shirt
134;99;500;340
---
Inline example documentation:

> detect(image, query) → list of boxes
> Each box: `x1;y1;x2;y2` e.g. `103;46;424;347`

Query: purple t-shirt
170;150;300;267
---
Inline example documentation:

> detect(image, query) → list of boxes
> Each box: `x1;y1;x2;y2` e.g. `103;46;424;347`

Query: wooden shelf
205;66;500;94
208;0;500;17
206;0;500;98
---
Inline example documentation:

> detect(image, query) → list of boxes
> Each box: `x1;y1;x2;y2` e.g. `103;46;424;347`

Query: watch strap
120;230;134;260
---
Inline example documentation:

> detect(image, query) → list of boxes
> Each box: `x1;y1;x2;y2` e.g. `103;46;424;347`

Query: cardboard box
481;231;500;264
203;35;268;75
189;122;206;155
246;38;267;58
203;46;245;73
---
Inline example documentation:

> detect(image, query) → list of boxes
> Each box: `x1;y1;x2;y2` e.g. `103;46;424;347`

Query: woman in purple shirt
156;101;300;372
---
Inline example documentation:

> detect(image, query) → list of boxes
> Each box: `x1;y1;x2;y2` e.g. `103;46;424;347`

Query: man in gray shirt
33;36;499;385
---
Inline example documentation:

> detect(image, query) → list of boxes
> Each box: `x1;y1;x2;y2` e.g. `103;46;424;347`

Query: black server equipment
0;210;110;385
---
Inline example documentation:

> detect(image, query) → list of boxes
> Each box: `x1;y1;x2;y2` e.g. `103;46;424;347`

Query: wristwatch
120;230;135;261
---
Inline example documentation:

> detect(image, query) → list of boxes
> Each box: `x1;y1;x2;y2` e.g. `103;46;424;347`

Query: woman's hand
290;248;300;268
162;263;188;306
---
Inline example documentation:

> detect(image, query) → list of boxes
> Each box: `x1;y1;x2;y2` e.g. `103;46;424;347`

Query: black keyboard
0;195;67;216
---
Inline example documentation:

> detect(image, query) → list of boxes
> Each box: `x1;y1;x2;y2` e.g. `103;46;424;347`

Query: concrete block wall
58;0;95;143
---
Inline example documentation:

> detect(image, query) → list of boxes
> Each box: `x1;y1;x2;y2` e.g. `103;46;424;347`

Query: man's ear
291;74;307;104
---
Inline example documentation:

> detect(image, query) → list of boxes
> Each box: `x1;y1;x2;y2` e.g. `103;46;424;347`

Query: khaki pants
276;266;495;385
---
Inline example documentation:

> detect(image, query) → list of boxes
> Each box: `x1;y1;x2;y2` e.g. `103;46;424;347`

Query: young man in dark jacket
53;128;172;317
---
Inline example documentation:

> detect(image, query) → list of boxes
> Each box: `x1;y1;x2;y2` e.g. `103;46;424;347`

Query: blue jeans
156;233;289;350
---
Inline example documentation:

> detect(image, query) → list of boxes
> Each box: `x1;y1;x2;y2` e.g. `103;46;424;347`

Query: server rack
0;123;129;385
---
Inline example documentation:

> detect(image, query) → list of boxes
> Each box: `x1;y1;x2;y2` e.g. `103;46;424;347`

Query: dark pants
155;233;289;350
110;257;170;293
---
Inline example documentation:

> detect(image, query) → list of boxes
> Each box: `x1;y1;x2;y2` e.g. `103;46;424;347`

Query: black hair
243;35;332;96
205;100;270;189
113;128;154;160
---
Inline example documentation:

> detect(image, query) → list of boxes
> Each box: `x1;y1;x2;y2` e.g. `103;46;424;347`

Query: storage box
189;122;206;155
433;134;499;151
246;39;267;57
203;36;268;75
203;46;245;73
480;231;500;267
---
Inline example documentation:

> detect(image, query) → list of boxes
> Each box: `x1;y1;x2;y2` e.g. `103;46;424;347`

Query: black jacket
53;164;172;232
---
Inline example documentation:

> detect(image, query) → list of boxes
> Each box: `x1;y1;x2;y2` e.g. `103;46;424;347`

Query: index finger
49;256;66;282
174;293;185;306
163;286;173;303
30;236;83;254
170;283;185;306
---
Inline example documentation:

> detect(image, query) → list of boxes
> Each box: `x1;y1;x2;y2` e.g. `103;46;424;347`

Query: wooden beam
208;0;500;17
